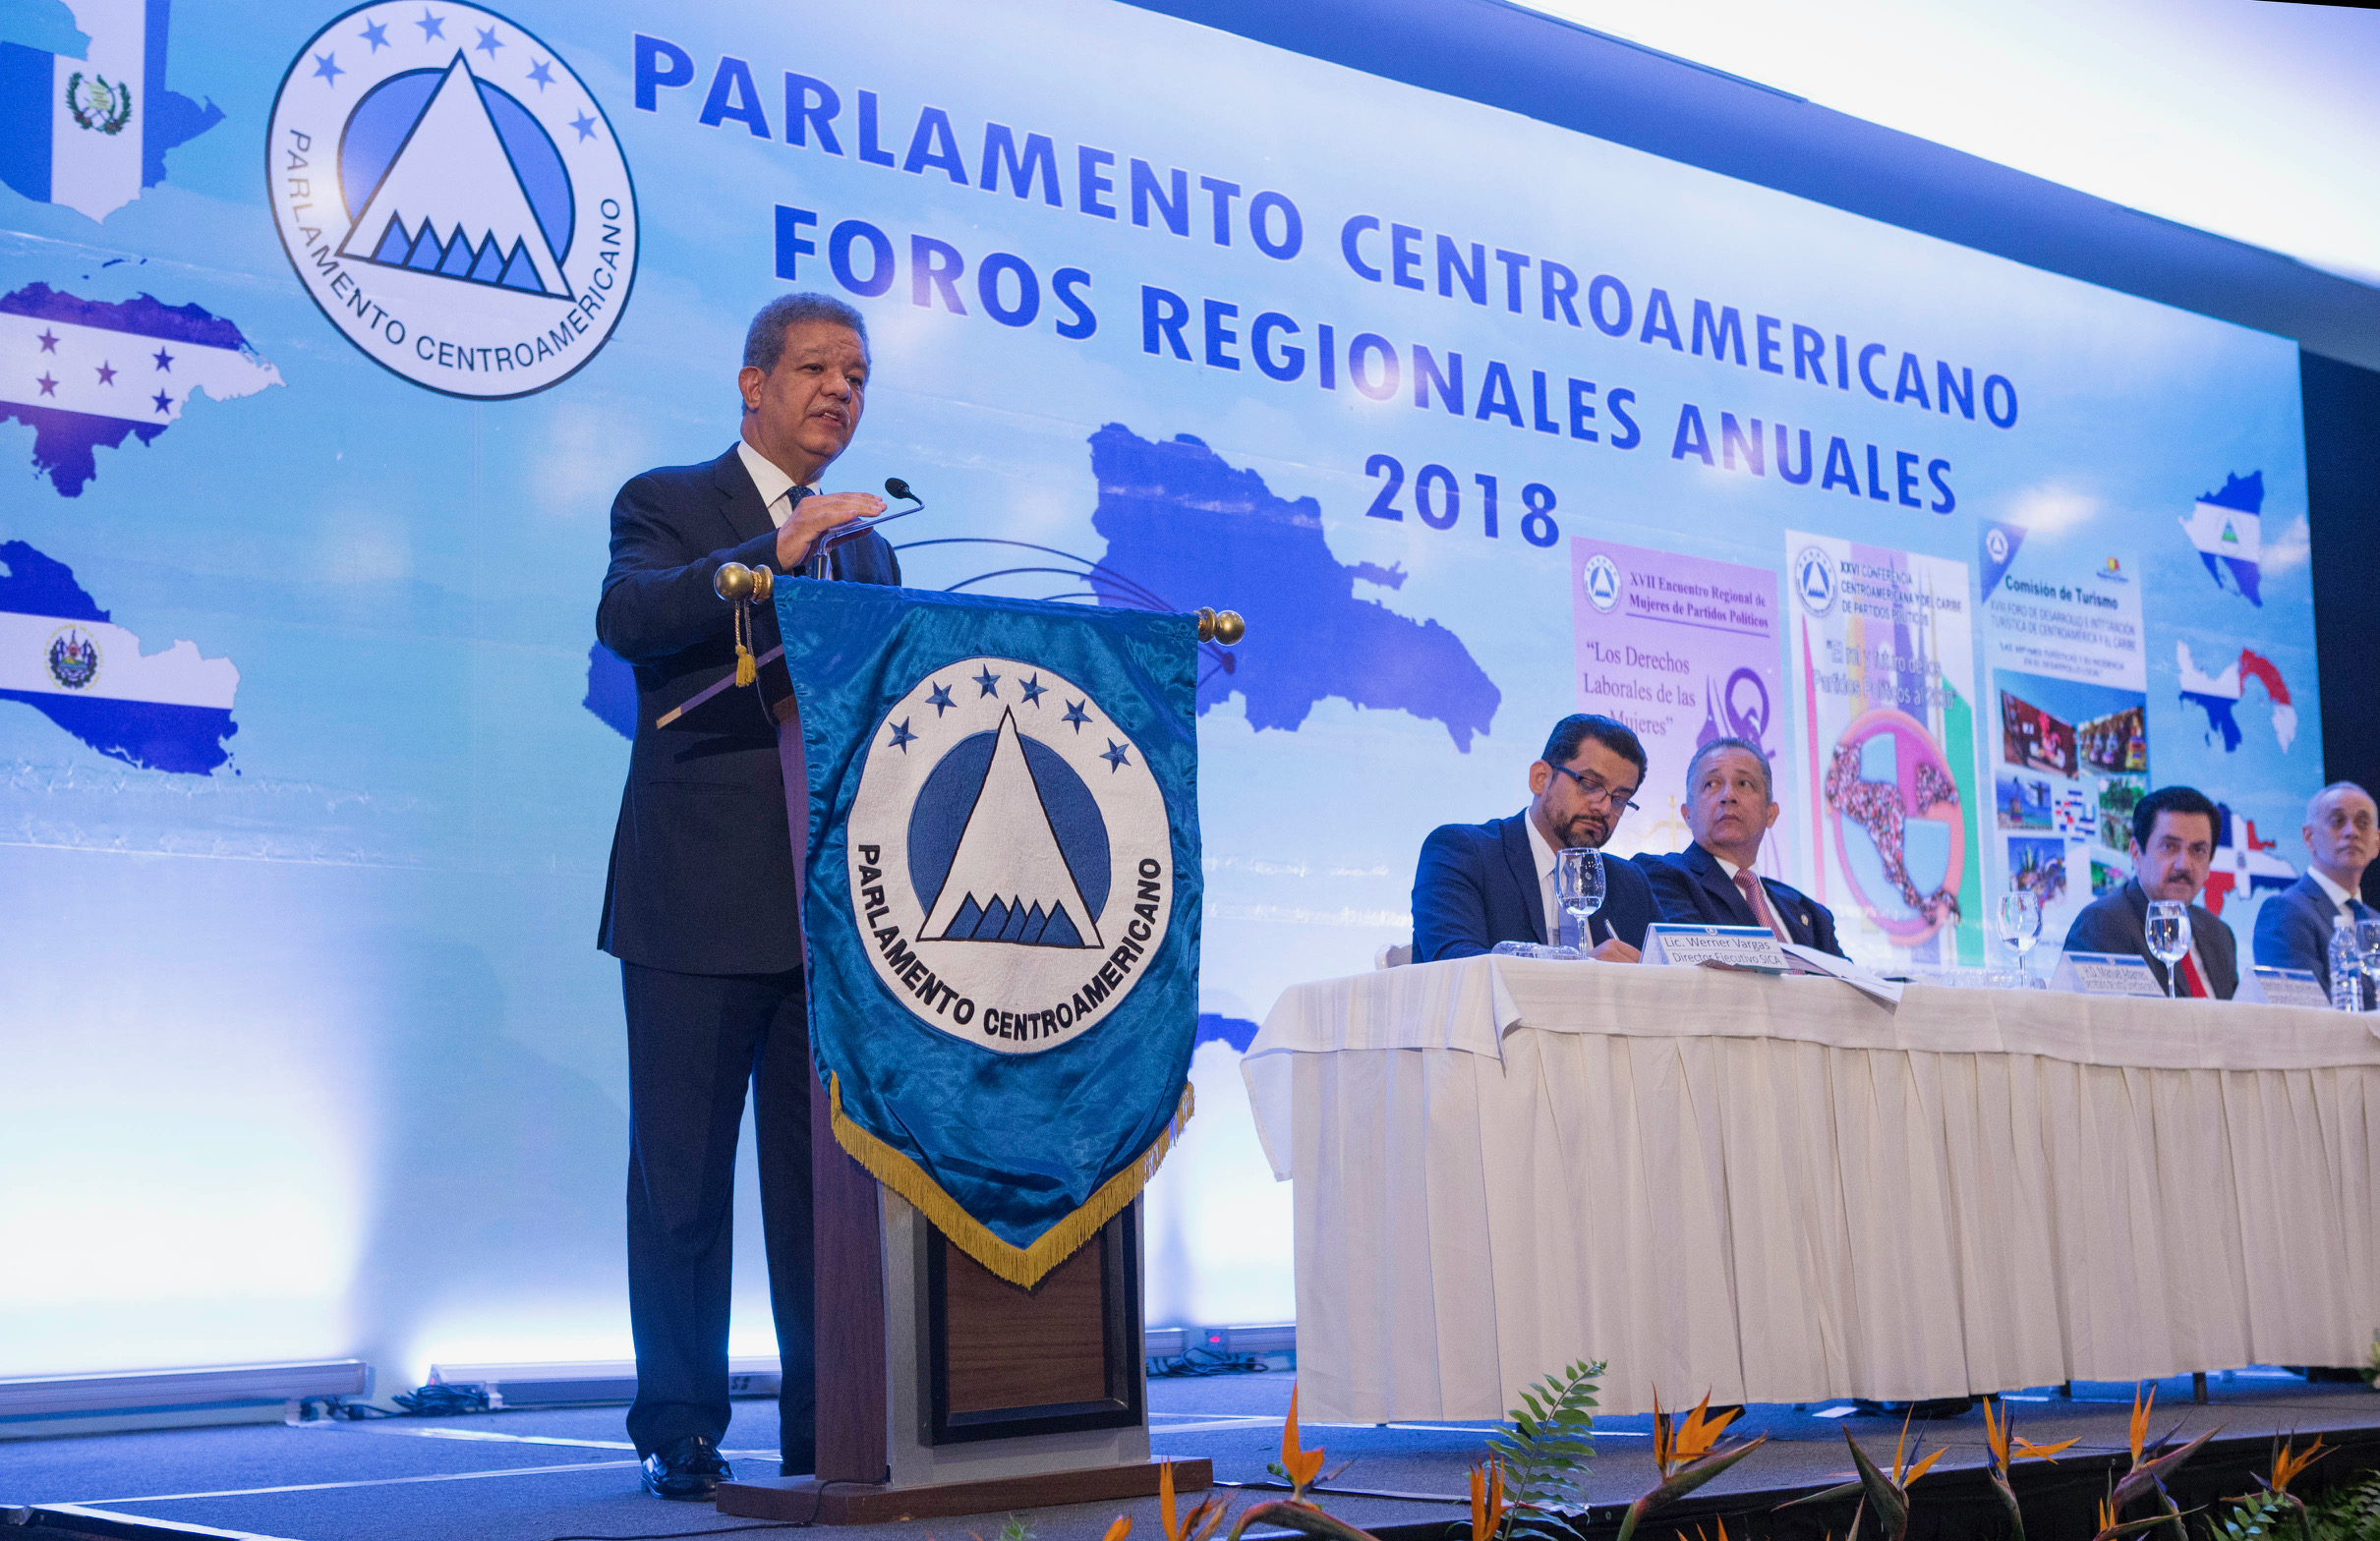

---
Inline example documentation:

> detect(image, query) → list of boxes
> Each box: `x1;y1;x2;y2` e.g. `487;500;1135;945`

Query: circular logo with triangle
1582;552;1622;613
265;1;637;399
847;657;1174;1056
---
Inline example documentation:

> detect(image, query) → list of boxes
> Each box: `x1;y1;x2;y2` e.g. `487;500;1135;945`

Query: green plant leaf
1485;1359;1605;1523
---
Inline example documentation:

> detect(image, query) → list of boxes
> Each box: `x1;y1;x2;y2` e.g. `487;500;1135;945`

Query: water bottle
2331;915;2365;1011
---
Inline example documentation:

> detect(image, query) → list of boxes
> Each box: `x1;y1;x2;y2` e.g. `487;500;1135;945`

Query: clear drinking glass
1997;887;2043;986
2145;899;2190;1000
1555;847;1605;953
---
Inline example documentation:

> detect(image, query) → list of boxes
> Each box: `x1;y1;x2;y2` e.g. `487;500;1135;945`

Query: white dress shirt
735;438;815;530
1525;813;1561;944
2312;867;2365;924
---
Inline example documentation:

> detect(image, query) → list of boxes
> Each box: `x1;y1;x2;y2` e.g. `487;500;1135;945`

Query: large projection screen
0;0;2314;1377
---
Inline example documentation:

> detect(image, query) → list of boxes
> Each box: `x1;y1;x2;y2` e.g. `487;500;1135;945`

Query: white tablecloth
1243;958;2380;1420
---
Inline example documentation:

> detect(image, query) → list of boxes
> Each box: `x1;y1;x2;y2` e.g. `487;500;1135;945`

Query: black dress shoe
641;1434;731;1501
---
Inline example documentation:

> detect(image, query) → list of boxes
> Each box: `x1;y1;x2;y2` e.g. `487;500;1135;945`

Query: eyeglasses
1550;764;1640;813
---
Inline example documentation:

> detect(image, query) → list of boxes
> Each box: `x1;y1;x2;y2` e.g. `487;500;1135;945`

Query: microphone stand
805;499;926;580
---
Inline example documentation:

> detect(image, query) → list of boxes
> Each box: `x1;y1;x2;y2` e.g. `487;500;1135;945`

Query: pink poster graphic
1784;532;1984;966
1568;538;1784;860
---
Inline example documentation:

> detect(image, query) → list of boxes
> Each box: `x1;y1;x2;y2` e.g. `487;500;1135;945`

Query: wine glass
1555;848;1605;953
2145;900;2190;1000
1997;887;2043;986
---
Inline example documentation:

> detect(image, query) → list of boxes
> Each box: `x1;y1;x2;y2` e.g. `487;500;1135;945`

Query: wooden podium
674;627;1210;1523
713;1079;1207;1522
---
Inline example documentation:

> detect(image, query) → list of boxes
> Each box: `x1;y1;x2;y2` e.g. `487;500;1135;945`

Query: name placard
1644;924;1791;973
2236;966;2332;1010
2051;950;2166;998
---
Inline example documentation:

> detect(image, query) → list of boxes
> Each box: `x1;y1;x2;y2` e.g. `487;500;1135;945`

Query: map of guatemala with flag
0;0;222;222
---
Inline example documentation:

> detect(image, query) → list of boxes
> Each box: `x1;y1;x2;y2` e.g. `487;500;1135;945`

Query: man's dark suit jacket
596;445;900;976
1412;810;1658;962
2254;873;2366;995
1634;841;1846;957
2061;876;2238;999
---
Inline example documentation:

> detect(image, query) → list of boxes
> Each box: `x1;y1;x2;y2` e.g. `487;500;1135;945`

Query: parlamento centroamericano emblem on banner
846;657;1175;1056
264;1;637;399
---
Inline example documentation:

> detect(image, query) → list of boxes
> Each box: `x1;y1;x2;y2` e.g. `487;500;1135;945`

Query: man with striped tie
2061;785;2238;999
1635;735;1845;957
2254;781;2379;998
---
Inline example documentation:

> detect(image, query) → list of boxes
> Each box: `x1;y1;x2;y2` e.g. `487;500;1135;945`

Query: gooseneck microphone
813;478;926;575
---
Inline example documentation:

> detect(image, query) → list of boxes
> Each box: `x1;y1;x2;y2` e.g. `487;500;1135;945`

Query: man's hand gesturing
775;490;886;571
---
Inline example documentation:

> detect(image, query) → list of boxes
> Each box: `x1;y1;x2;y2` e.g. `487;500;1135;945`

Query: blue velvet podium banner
775;579;1201;1284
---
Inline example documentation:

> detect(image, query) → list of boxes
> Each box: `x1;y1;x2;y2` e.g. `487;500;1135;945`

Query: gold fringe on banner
827;1072;1195;1288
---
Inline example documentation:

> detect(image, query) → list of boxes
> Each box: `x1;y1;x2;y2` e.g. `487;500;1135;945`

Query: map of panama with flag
0;539;240;772
0;0;222;222
2;283;283;494
2177;640;2296;755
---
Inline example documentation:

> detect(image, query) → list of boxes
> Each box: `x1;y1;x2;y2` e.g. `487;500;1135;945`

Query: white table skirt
1243;958;2380;1421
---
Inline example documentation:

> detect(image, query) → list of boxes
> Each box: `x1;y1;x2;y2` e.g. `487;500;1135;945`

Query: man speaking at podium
596;295;900;1501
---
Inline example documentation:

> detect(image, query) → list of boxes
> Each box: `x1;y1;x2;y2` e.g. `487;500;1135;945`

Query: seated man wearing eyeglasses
1411;713;1659;962
2061;784;2236;999
1635;736;1845;956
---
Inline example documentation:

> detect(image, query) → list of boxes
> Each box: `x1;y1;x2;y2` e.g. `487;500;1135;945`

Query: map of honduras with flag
2;283;283;494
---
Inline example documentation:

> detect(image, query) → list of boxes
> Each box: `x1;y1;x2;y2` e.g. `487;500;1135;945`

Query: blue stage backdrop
0;0;2315;1383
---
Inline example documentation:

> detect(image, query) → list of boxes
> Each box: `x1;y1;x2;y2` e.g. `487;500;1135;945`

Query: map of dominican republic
1;284;282;494
1087;424;1499;751
0;539;240;772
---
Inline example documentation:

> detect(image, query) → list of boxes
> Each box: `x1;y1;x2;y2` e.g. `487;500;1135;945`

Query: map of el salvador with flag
0;0;223;222
0;539;240;772
3;283;282;494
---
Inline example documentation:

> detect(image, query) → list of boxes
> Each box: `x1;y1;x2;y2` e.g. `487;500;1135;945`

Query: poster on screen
1784;533;1984;968
1568;538;1786;861
1977;522;2150;949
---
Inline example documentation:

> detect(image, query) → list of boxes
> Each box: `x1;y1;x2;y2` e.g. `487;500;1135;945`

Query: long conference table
1242;957;2380;1420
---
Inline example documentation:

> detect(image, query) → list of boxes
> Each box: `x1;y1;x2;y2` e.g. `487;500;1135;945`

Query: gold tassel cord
826;1072;1194;1287
732;602;756;687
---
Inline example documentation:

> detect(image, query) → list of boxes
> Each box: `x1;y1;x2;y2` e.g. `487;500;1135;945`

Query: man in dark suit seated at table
1635;736;1845;956
2255;780;2378;998
1411;713;1660;962
596;294;899;1501
2061;784;2237;999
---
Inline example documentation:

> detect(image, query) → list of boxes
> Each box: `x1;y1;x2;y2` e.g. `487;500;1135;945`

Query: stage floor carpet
5;1371;2378;1541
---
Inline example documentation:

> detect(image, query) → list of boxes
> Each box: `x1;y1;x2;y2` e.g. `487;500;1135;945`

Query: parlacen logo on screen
1793;544;1836;616
265;2;637;399
1582;553;1622;613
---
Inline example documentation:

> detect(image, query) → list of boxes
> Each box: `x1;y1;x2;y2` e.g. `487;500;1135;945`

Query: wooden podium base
717;1457;1212;1524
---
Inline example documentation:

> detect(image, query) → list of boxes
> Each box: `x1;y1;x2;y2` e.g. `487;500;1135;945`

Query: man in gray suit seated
2254;781;2378;996
2061;784;2237;999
